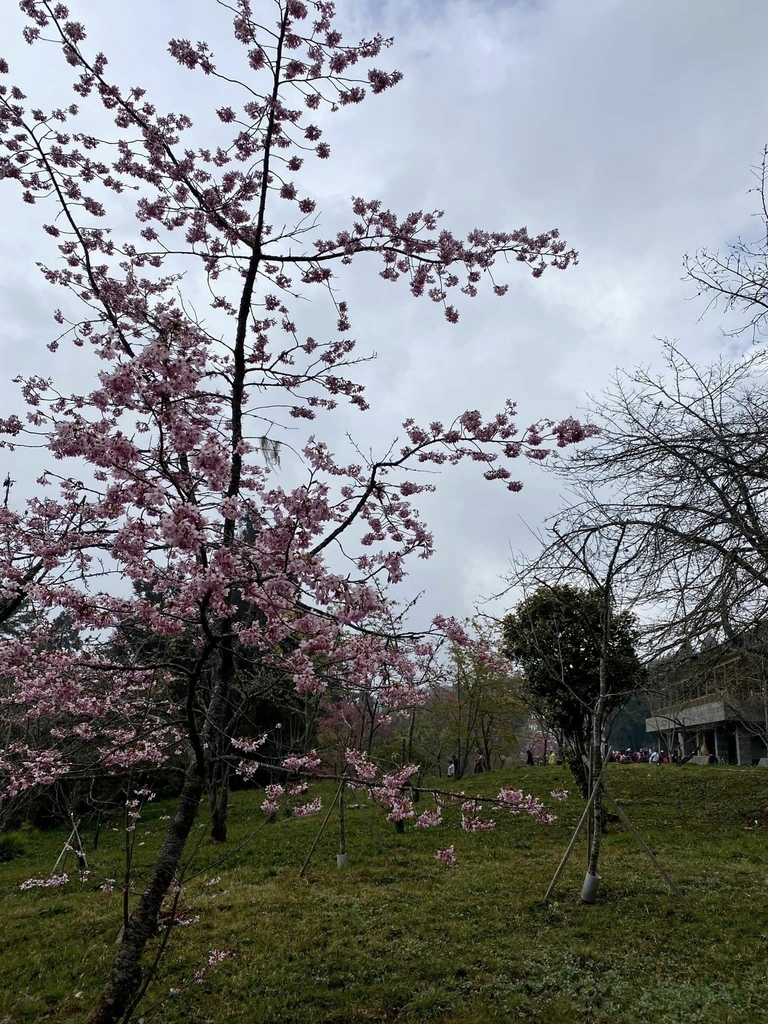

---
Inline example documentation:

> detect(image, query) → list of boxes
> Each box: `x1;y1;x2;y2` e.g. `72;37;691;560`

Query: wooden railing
653;691;765;719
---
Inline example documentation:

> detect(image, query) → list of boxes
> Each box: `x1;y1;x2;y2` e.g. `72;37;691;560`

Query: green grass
2;766;768;1023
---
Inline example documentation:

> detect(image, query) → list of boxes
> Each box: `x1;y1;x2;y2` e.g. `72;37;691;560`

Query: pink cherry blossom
194;949;236;985
415;808;442;829
20;873;70;890
344;748;379;781
292;798;322;817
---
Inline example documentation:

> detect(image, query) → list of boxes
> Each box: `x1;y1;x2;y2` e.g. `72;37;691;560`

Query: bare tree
566;343;768;655
540;337;768;766
552;150;768;760
685;146;768;342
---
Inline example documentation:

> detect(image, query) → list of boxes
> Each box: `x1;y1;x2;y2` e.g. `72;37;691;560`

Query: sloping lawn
2;765;767;1023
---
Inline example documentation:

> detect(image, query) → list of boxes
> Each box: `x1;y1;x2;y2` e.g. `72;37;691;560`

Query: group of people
446;751;487;778
445;745;702;777
608;748;674;764
523;747;681;767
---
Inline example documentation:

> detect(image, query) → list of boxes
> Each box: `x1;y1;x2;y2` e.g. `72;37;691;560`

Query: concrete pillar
735;727;752;766
714;729;722;761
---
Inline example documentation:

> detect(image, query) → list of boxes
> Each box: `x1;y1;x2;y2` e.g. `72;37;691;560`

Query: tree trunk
338;777;346;855
89;635;231;1023
483;730;492;772
586;750;603;876
85;761;204;1024
586;652;608;880
209;757;230;843
207;630;237;842
406;709;416;763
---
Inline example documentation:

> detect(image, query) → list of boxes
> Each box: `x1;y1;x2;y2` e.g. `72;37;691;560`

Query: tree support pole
70;813;89;870
50;827;78;876
602;788;690;910
298;778;344;879
544;783;599;901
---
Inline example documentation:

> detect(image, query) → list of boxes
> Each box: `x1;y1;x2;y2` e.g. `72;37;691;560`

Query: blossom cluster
19;873;70;890
261;784;285;816
282;751;321;773
382;795;415;824
232;736;268;754
292;798;322;817
193;949;236;985
460;801;497;834
344;748;378;781
415;808;442;829
498;788;557;825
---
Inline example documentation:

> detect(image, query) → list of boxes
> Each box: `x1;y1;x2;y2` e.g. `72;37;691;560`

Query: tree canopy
502;584;644;793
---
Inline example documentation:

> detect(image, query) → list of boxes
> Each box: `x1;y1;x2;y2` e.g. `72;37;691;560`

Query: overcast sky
2;0;768;627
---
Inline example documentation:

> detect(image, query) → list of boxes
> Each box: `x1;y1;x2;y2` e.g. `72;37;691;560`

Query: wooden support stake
298;778;344;879
603;788;690;911
544;784;599;901
51;826;78;875
70;814;88;870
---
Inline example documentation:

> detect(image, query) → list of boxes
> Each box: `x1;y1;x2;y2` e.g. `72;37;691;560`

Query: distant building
645;634;768;765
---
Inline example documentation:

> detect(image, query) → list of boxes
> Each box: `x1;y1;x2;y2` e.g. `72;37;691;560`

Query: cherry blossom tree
0;1;591;1020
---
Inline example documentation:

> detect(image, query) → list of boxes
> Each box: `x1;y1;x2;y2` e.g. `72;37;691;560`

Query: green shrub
0;834;26;862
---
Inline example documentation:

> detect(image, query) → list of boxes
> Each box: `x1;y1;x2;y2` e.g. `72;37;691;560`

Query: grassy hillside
2;766;767;1024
